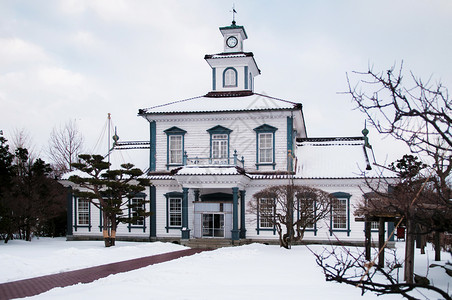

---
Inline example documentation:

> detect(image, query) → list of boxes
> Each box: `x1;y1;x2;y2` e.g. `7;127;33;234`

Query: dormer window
223;67;237;87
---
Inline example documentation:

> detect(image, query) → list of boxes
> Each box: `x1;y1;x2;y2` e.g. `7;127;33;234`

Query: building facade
66;21;389;245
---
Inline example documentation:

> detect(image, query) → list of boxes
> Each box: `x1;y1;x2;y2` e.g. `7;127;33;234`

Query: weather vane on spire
231;4;237;25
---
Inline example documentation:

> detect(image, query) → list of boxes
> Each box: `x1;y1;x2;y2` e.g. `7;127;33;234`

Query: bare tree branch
48;119;84;176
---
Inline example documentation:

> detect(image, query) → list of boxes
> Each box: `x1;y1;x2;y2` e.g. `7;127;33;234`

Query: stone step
185;238;252;249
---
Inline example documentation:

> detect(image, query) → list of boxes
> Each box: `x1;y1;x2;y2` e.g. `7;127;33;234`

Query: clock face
226;36;238;48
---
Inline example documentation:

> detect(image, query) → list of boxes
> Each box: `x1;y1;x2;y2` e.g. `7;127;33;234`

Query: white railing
183;150;244;168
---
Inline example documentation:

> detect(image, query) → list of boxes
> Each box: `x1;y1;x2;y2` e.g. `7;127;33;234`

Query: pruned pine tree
69;154;151;247
249;185;334;249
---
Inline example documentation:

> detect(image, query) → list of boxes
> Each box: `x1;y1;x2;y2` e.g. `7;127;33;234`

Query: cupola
204;21;261;94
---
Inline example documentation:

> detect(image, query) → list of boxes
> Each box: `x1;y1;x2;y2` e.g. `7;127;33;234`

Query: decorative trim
200;192;232;202
205;90;253;98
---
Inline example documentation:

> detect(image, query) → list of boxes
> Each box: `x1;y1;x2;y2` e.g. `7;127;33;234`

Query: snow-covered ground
0;238;450;299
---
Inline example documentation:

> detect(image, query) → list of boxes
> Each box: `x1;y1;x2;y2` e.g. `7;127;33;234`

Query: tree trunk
404;218;415;283
25;221;31;241
434;231;441;261
110;216;116;247
102;210;111;247
286;185;294;249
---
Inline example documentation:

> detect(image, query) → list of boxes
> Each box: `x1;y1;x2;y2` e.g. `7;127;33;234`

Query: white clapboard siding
152;110;292;172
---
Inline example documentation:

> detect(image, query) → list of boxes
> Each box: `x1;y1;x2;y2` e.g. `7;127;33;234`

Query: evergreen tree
0;137;15;242
0;138;66;242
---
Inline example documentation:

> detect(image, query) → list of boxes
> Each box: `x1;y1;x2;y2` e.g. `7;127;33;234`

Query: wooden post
378;217;385;268
404;217;415;283
364;220;371;261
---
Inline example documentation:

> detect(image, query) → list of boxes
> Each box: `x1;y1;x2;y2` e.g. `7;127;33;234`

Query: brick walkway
0;248;207;299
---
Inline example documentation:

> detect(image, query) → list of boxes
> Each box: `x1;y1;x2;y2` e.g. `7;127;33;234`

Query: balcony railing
183;150;244;168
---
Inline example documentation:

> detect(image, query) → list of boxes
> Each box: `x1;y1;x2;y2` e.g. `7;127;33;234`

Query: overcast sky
1;1;451;169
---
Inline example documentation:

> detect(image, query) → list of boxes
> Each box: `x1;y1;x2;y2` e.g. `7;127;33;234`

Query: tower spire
231;4;237;25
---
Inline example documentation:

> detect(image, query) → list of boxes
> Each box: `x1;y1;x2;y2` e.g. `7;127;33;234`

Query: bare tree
249;185;334;249
356;155;452;283
48;119;84;176
312;246;452;300
347;62;451;205
10;128;38;164
312;65;452;299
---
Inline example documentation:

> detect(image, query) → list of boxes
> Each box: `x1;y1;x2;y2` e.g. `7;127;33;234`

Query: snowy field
0;238;450;299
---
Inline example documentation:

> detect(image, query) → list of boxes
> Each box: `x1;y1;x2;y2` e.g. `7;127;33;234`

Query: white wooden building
66;21;392;245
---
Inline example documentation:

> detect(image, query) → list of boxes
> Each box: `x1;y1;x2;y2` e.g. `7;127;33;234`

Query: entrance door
202;214;224;238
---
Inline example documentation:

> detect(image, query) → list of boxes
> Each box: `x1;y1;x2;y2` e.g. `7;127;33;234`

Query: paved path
0;248;207;299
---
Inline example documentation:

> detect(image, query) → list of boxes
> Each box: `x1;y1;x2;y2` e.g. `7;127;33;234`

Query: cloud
58;0;179;28
0;38;51;69
70;31;104;50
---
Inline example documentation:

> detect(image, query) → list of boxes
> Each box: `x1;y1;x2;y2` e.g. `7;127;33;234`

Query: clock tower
205;21;261;94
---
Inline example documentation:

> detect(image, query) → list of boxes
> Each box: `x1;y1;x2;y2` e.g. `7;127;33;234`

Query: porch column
231;187;239;241
378;217;385;268
150;186;156;239
240;190;246;239
181;187;190;240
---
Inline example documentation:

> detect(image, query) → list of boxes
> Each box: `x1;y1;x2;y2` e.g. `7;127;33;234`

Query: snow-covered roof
138;92;301;115
295;137;378;179
60;168;89;180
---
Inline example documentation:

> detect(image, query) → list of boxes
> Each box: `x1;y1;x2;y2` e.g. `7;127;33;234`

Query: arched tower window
223;67;237;87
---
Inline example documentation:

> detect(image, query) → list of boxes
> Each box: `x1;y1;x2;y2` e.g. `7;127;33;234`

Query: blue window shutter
244;66;248;89
150;121;156;171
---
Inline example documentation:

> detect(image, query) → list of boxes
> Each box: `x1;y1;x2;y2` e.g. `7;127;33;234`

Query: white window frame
224;68;237;87
258;132;274;163
212;134;228;159
169;135;183;165
332;198;348;229
77;198;90;225
168;197;182;227
130;198;145;226
259;198;274;229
